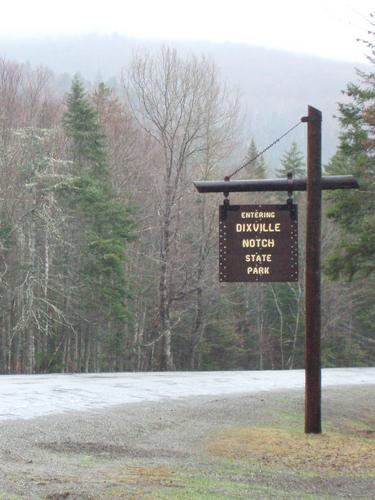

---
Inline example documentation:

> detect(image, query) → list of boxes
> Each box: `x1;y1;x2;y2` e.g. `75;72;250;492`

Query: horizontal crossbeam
193;175;359;193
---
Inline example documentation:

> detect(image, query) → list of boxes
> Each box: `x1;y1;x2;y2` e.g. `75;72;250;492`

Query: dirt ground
0;385;374;499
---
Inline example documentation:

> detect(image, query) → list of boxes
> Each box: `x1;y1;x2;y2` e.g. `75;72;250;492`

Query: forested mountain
0;36;373;374
0;34;367;165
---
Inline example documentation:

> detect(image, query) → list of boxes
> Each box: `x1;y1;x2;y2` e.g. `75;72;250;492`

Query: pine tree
63;77;107;177
245;139;267;179
276;142;305;179
324;30;375;366
325;69;375;279
61;77;134;370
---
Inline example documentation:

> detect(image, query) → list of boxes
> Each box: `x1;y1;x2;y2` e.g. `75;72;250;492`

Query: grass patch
135;466;316;500
106;464;180;488
118;461;327;499
207;426;375;476
147;477;298;499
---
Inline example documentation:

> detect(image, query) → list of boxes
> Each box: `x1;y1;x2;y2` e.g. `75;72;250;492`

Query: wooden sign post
304;105;322;434
193;106;359;434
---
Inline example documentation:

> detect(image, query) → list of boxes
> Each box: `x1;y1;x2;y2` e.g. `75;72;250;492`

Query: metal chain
227;120;302;180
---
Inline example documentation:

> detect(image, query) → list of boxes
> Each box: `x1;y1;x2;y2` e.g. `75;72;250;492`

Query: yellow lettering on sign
245;254;272;263
247;267;270;275
242;239;275;248
240;211;276;219
236;223;280;232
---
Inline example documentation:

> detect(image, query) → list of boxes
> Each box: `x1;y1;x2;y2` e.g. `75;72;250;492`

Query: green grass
121;461;335;500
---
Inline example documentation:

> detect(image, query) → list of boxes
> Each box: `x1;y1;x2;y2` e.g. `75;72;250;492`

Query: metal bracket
286;172;296;218
223;175;230;211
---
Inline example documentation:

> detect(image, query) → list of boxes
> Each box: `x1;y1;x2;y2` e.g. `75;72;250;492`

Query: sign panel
219;204;298;282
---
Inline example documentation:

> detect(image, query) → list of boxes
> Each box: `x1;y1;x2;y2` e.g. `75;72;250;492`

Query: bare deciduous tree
125;47;238;369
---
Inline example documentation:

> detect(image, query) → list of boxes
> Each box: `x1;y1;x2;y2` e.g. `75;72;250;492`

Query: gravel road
0;384;374;499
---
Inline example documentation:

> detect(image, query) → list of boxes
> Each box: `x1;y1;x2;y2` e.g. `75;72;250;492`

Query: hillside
0;33;366;167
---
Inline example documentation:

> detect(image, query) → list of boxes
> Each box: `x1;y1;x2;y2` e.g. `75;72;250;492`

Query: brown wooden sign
219;204;298;282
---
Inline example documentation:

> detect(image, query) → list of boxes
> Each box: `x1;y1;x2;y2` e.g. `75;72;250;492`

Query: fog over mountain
0;33;366;169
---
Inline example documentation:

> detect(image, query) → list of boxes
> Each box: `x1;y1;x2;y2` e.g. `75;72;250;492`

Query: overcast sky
1;0;374;63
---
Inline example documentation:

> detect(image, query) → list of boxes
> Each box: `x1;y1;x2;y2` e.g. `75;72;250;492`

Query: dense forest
0;40;374;374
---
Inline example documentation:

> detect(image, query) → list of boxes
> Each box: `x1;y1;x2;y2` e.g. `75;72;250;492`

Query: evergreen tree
62;77;134;370
245;139;267;179
63;77;107;177
325;61;375;279
324;30;375;365
276;142;305;179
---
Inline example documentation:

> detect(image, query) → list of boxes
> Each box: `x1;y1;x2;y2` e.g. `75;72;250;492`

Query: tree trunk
159;190;175;371
189;287;204;370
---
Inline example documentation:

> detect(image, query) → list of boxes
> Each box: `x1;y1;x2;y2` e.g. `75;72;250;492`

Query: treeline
0;46;373;374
